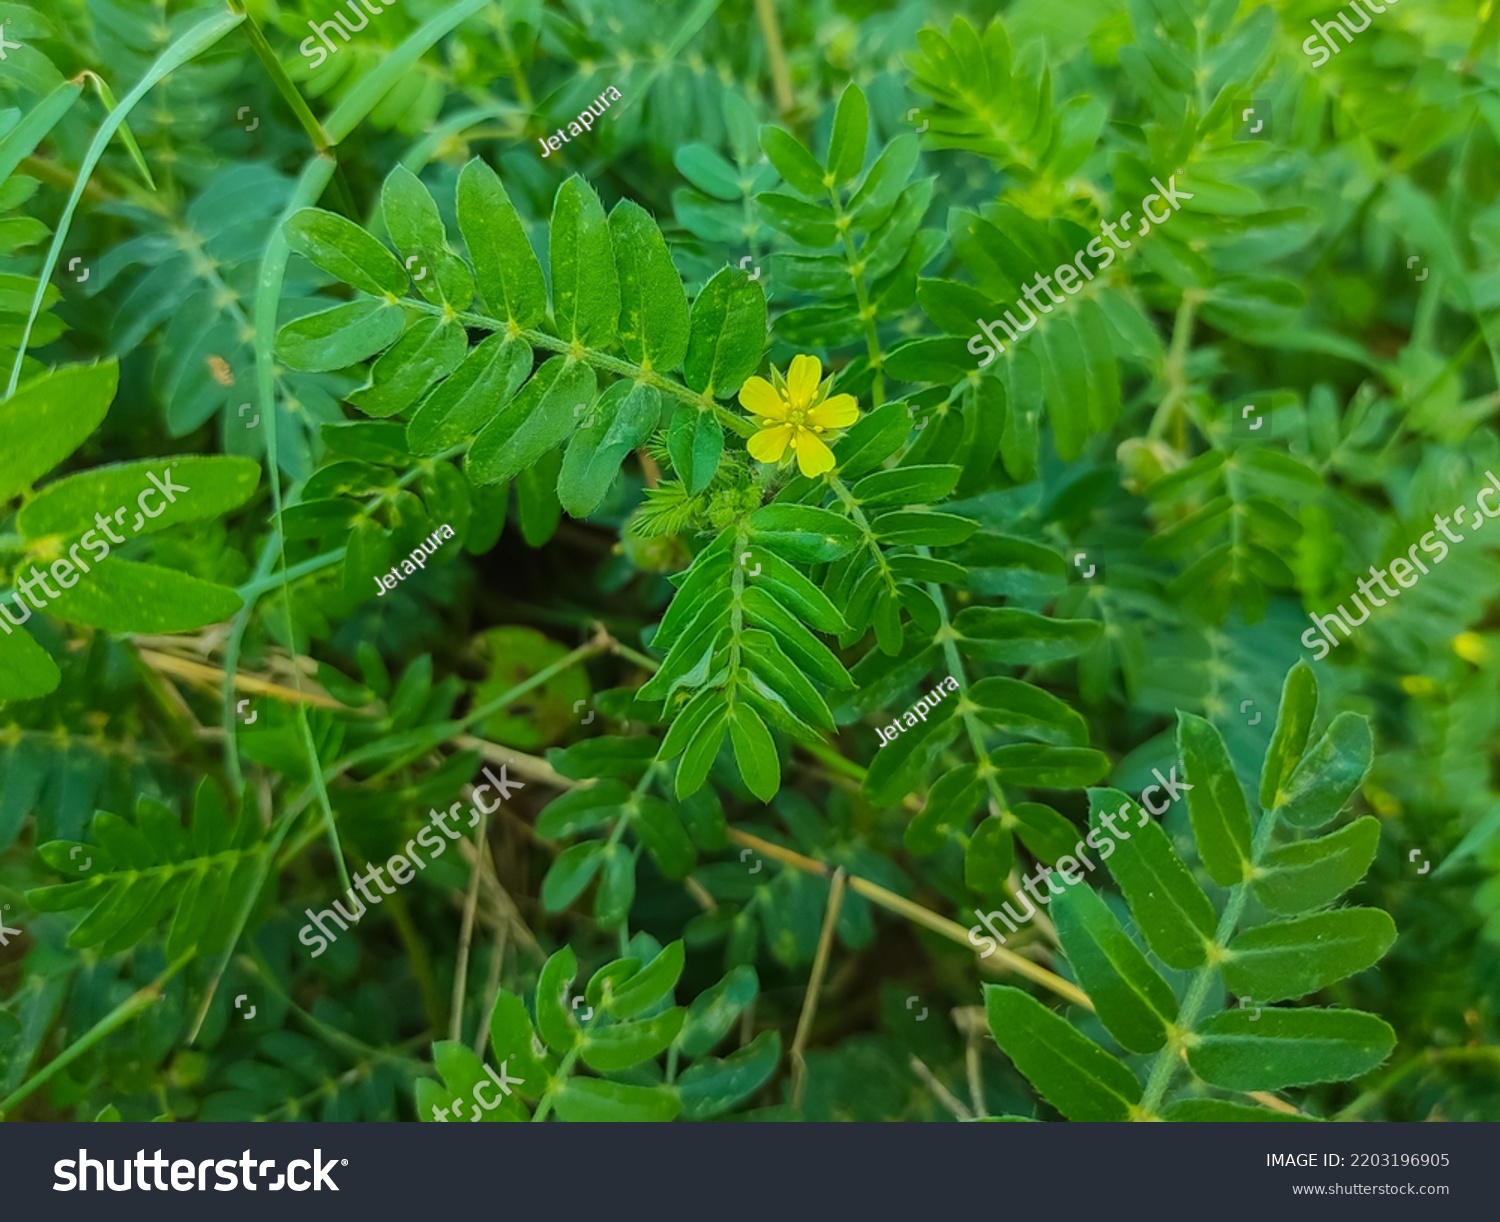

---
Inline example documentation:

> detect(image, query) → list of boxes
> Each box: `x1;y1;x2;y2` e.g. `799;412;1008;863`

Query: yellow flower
738;354;860;478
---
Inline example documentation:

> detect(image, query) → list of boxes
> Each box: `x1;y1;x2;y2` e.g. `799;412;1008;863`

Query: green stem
235;546;346;602
915;548;1011;821
188;797;310;1044
1146;292;1199;446
224;530;284;790
0;954;191;1117
407;301;755;438
826;473;898;600
6;8;246;395
1137;800;1284;1116
254;153;349;896
827;191;885;405
463;638;608;731
531;1047;582;1122
227;1;333;153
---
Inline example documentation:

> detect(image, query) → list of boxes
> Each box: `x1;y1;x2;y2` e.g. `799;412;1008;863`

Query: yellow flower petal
748;423;793;464
786;354;823;409
791;427;835;477
738;376;788;421
807;393;859;431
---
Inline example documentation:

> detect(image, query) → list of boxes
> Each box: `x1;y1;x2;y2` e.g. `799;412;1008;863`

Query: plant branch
791;866;845;1111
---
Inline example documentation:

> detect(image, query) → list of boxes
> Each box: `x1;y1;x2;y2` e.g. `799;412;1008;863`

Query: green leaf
487;991;549;1089
631;797;696;880
0;621;61;700
1162;1100;1318;1122
540;841;605;912
407;334;532;455
468;356;597;486
284;208;407;297
18;456;260;540
535;945;580;1053
675;697;728;799
1276;713;1373;829
964;815;1014;894
747;504;862;562
49;559;242;633
1252;817;1381;916
849;134;920;221
742;585;853;691
549;736;659;783
0;80;83;184
550;175;620;348
456;158;546;327
683;267;767;398
968;677;1088;746
1187;1008;1395;1091
29;783;263;959
1177;712;1254;887
740;628;835;732
1013;801;1087;865
680;965;759;1056
580;1007;685;1072
826;82;870;186
608;940;685;1019
609;200;690;372
1052;884;1177;1053
759;125;825;196
0;361;117;503
667;403;724;496
1089;788;1215;970
594;843;636;928
678;1029;779;1120
983;984;1142;1121
380;164;473;309
347;316;468;418
1039;317;1090;460
551;1077;680;1122
870;510;977;546
429;1040;525;1121
1223;908;1396;1004
953;608;1101;664
864;709;962;807
728;703;780;802
674;144;744;201
276;299;407;372
991;744;1109;788
535;779;632;839
850;464;961;507
744;551;847;635
559;381;661;517
1260;661;1318;809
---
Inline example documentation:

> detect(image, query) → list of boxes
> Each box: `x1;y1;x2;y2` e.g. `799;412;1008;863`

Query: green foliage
987;663;1395;1118
419;941;777;1122
0;0;1493;1127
